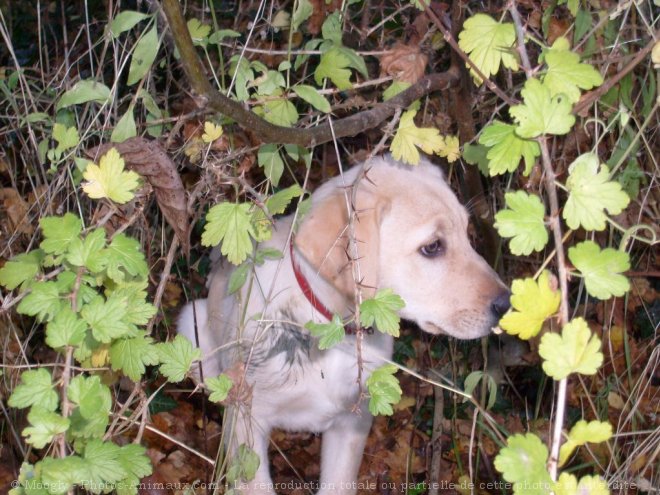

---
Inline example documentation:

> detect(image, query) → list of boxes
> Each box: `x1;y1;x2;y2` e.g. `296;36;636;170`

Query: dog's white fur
178;155;507;494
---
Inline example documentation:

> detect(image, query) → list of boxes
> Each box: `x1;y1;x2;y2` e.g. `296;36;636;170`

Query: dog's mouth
421;319;494;340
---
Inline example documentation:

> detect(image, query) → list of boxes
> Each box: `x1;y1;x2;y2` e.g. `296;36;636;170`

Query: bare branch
160;0;459;146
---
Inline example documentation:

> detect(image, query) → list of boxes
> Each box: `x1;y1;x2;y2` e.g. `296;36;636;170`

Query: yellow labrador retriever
178;155;509;494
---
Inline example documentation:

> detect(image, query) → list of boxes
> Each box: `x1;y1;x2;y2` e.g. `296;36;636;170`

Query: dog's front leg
225;406;275;494
317;412;373;495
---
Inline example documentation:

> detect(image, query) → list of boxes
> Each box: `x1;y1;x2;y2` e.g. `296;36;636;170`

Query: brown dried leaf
380;43;428;84
1;188;33;235
87;138;190;253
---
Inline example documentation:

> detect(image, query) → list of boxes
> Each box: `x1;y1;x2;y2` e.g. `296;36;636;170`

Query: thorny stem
508;5;571;481
539;138;571;481
508;0;533;77
58;267;84;466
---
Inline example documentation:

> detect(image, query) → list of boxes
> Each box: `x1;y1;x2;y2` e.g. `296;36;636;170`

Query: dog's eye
420;239;445;258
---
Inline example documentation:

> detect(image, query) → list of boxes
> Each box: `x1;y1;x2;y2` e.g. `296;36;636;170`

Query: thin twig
539;138;571;481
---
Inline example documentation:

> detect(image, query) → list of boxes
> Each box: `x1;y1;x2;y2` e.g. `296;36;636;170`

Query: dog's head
295;155;509;339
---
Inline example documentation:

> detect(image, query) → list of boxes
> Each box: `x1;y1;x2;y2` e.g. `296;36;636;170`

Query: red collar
289;239;370;335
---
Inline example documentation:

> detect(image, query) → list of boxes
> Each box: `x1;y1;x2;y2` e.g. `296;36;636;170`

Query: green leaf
111;107;137;143
40;456;88;495
255;70;286;95
500;271;560;339
315;47;353;90
202;202;256;265
494;433;552;495
266;184;304;214
293;84;331;113
360;289;406;336
56;79;111;110
226;444;261;484
383;81;412;101
510;78;576;138
321;11;342;44
463;371;498;410
82;148;140;204
187;18;211;45
117;443;152;484
283;144;312;167
559;419;612;466
462;144;490;176
261;93;298;127
111;11;151;37
157;334;202;383
306;314;346;350
0;250;43;290
207;374;234;403
66;228;107;273
105;234;149;282
336;46;368;78
109;333;159;381
568;241;630;299
478;121;540;176
111;285;156;325
292;0;313;31
542;37;603;103
366;364;402;416
81;294;131;343
22;407;70;449
539;317;603;380
8;368;59;411
227;263;250;295
457;14;518;84
83;439;128;488
46;306;87;349
17;282;63;321
52;123;80;153
68;376;111;440
390;109;446;165
208;29;241;44
258;144;285;186
67;375;111;419
563;153;630;231
617;159;645;199
127;24;160;86
495;191;548;255
254;247;284;265
40;213;82;255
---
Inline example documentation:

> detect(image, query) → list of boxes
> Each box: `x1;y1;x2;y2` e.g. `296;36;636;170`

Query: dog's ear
295;186;386;298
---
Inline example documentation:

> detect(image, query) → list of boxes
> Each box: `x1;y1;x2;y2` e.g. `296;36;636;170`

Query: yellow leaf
82;148;140;204
438;135;461;162
202;121;223;143
390;109;445;165
91;344;110;367
500;270;560;339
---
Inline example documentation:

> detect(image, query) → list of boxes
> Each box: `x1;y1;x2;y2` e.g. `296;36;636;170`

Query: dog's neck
290;240;368;334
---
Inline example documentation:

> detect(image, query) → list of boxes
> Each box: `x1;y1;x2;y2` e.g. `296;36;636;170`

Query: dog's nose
491;292;511;318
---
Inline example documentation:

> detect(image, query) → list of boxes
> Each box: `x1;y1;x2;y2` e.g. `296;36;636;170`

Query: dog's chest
246;317;393;432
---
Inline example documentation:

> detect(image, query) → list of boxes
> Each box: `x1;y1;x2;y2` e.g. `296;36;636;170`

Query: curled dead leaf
87;138;190;253
380;43;428;84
